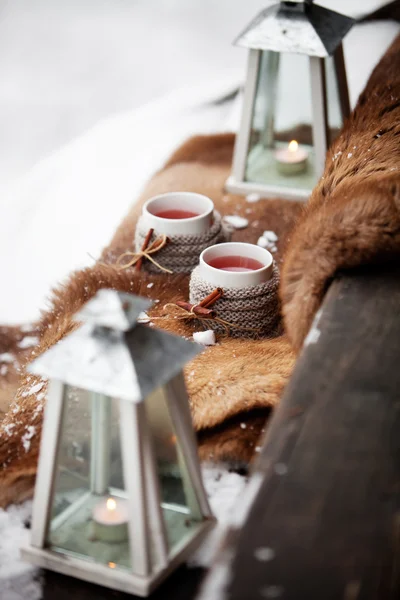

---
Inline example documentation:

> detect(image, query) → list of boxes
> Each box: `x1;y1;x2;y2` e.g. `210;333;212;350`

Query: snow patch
257;236;269;249
257;230;278;254
0;353;15;364
254;547;276;562
21;426;36;452
18;336;39;350
246;193;261;203
196;558;233;600
304;308;323;347
193;330;216;346
192;465;247;568
146;282;154;289
222;215;249;230
332;150;342;161
195;468;263;599
0;501;41;600
263;231;278;242
137;311;150;324
304;327;320;346
229;472;263;528
274;463;288;476
3;423;15;436
21;382;45;398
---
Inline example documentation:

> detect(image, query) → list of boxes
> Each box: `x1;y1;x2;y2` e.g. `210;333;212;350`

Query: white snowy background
0;0;398;325
0;1;398;598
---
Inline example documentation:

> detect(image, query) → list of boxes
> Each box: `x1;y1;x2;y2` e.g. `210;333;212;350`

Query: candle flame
288;140;299;153
106;498;117;511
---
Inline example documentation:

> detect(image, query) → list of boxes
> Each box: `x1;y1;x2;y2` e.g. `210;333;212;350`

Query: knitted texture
134;211;230;273
189;262;281;339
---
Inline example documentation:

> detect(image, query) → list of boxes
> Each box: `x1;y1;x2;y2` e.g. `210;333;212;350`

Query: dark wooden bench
219;264;400;600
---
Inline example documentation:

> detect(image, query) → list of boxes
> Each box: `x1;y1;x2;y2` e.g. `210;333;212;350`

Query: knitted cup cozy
134;211;230;274
189;262;282;339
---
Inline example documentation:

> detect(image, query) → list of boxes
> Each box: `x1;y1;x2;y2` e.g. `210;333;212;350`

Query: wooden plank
225;265;400;600
41;565;205;600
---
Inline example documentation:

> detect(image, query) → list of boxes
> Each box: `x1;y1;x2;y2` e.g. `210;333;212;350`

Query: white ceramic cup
199;242;273;288
142;192;214;235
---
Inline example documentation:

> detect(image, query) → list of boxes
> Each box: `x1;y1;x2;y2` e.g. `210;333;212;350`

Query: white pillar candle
275;140;308;175
92;497;129;543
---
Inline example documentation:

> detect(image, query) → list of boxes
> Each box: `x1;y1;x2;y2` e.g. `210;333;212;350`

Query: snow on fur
193;330;216;346
0;502;41;600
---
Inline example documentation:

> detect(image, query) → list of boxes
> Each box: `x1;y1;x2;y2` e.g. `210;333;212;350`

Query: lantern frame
225;0;355;201
21;291;215;597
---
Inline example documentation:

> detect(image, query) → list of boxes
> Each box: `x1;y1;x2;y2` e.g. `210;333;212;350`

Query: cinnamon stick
198;288;223;308
175;301;215;318
148;235;170;252
136;228;154;271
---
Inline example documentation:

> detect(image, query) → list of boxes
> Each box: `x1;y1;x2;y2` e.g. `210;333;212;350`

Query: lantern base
225;175;311;201
21;516;215;597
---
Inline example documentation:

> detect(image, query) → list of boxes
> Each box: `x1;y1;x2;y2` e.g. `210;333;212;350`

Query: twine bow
110;228;173;274
115;236;172;273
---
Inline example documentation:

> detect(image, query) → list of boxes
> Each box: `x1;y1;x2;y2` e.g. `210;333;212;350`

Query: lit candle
92;497;129;543
275;140;308;175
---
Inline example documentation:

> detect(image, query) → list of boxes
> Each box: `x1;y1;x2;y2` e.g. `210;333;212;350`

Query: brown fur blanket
0;135;300;506
281;34;400;350
1;33;400;508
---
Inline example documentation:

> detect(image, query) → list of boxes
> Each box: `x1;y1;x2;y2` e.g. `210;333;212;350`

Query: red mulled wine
154;209;200;219
207;255;265;272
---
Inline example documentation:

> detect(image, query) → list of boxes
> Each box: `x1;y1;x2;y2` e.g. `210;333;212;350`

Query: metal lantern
226;0;355;200
22;290;214;597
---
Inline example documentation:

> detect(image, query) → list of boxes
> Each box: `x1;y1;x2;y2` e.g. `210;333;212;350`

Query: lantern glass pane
244;50;342;192
47;385;131;570
145;385;202;551
245;50;318;192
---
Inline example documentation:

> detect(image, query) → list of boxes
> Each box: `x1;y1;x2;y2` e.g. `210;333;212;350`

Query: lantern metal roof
75;289;151;331
235;0;355;57
29;291;201;402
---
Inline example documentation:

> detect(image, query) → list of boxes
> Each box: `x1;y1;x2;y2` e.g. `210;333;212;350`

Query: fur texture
0;133;300;506
281;34;400;351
